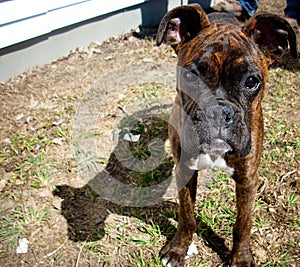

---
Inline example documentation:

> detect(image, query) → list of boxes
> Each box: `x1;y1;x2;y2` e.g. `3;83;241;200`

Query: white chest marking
185;154;234;176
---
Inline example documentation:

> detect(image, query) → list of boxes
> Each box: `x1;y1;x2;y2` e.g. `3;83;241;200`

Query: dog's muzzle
180;101;251;158
206;103;236;129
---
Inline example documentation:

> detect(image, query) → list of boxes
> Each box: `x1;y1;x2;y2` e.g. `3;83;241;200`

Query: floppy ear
242;13;298;63
156;4;210;49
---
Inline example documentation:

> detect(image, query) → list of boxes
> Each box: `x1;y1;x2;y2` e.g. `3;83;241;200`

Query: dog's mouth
199;139;232;161
184;139;234;174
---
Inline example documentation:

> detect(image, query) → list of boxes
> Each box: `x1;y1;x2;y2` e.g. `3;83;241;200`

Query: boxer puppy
156;4;297;266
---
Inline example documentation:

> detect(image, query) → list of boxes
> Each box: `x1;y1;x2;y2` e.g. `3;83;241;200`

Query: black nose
207;104;236;127
222;105;235;126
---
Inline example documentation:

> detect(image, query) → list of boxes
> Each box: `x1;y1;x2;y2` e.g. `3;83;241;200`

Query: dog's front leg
231;172;258;267
160;164;198;267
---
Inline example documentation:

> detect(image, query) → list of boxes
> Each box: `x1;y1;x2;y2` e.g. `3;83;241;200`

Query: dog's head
156;4;297;159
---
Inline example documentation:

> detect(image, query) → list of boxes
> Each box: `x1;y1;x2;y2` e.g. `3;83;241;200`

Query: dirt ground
0;0;299;266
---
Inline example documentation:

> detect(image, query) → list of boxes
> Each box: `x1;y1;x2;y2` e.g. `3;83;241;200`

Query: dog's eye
183;70;199;83
245;76;261;90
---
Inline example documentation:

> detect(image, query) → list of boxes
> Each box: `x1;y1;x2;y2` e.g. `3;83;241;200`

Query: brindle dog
156;4;297;266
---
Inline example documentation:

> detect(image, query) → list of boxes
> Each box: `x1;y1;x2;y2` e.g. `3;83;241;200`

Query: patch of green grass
2;130;45;162
53;125;72;139
140;221;161;236
0;129;56;188
262;114;299;177
11;152;53;188
139;222;162;246
130;248;162;267
288;192;299;208
274;250;298;266
283;216;300;228
0;206;49;247
14;206;50;224
253;202;269;230
130;83;167;100
0;216;22;244
133;157;173;187
196;172;236;234
82;218;164;266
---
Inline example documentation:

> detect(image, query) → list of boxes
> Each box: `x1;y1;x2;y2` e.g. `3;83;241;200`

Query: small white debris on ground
16;238;29;254
123;133;140;142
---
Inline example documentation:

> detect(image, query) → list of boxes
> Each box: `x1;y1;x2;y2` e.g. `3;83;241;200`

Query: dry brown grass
0;1;299;266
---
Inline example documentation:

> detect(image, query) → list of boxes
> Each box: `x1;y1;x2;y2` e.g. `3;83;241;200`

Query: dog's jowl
156;4;297;267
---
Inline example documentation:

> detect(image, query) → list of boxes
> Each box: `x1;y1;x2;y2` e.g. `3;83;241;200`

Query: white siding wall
0;0;146;49
0;0;221;80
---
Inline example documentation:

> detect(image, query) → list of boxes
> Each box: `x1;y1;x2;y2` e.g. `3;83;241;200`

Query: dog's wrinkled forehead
178;28;264;88
180;27;260;67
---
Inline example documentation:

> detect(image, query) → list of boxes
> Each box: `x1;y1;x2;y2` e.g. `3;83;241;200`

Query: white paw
161;257;174;267
161;242;198;266
185;241;198;259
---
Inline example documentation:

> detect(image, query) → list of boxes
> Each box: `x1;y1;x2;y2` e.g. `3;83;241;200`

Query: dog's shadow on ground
53;110;231;264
